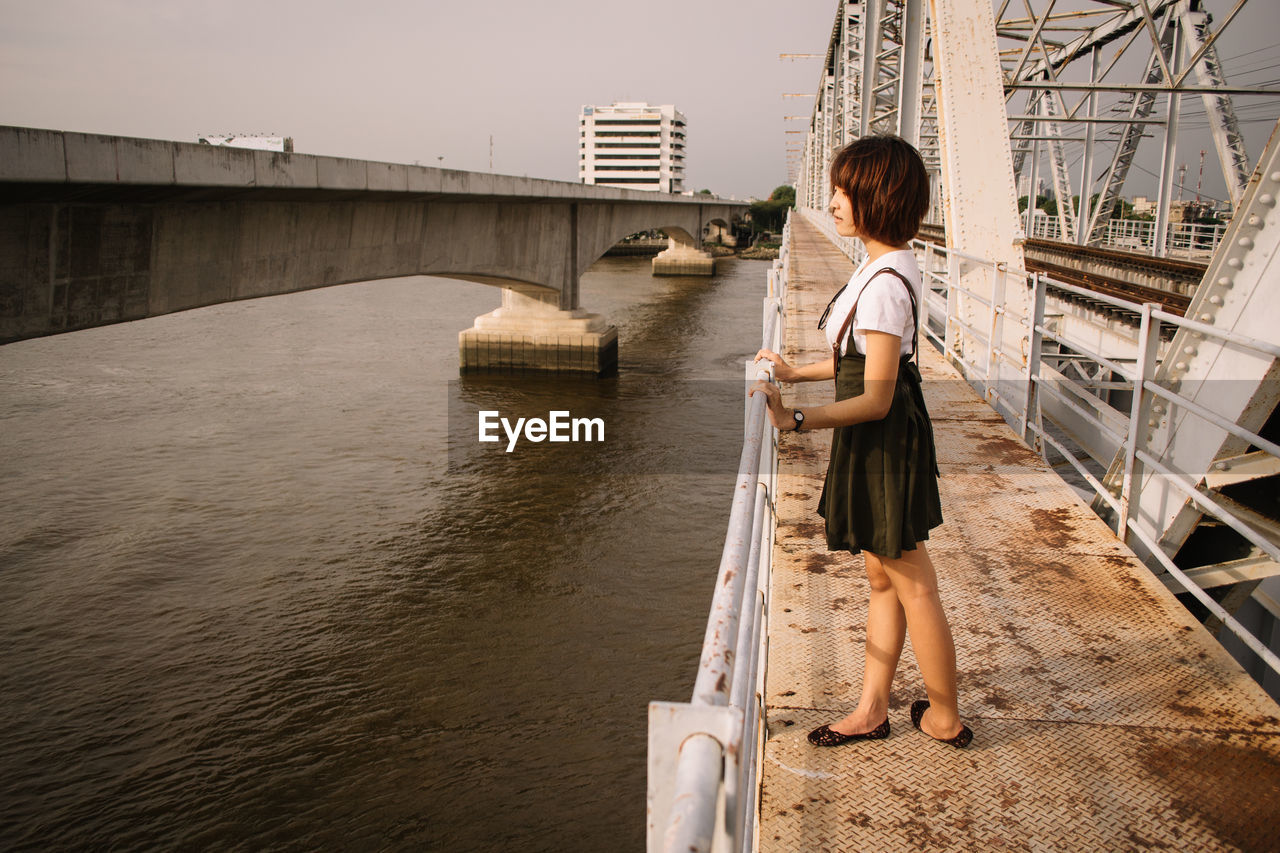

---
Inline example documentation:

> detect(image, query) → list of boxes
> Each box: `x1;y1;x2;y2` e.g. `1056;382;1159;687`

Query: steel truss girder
1097;118;1280;584
1179;5;1251;205
1083;13;1172;245
799;0;931;211
999;1;1259;252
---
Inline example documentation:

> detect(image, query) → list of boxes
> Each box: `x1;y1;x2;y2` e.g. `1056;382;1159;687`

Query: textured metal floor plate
761;713;1280;853
759;218;1280;852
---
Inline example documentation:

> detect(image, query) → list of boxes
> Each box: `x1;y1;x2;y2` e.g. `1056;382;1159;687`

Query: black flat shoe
909;699;973;749
807;717;890;746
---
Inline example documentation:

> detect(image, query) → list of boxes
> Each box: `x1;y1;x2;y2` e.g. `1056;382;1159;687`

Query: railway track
916;223;1196;317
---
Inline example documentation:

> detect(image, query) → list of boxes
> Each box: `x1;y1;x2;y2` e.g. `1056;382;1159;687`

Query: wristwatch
791;410;805;431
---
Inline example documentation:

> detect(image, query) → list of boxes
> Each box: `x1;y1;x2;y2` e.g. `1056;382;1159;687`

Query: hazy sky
2;1;1277;202
0;0;832;199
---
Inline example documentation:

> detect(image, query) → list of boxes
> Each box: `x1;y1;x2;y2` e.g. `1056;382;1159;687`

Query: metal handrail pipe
940;243;1030;271
1125;518;1280;677
688;346;776;708
995;347;1025;371
1134;448;1280;567
1027;421;1124;515
955;287;996;310
724;482;771;840
662;734;724;853
660;278;782;853
1041;276;1146;313
1031;376;1131;446
1033;323;1139;381
735;658;765;850
730;482;771;712
1141;380;1280;461
1150;308;1280;358
949;314;992;348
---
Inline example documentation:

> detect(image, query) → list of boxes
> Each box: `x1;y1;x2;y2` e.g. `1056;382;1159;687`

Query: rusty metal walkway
759;217;1280;852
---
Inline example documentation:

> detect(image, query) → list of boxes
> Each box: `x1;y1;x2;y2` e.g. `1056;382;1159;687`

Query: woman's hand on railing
748;379;795;432
755;349;798;382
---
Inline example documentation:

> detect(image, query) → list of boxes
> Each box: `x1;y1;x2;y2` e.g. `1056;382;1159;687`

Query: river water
0;256;765;851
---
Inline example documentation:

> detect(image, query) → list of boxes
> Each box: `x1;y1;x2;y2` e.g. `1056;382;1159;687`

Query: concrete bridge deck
758;217;1280;852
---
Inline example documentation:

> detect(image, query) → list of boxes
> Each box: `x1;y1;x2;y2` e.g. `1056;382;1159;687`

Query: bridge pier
652;236;715;276
457;289;618;376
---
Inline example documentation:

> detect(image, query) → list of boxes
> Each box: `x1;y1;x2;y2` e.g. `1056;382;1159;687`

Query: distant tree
747;185;797;234
697;188;713;195
770;185;796;206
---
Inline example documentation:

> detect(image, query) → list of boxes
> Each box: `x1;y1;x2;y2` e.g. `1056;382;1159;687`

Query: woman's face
830;186;857;237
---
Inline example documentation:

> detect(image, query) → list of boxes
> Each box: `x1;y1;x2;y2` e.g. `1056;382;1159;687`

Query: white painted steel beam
1101;118;1280;570
928;0;1025;265
929;0;1027;378
1179;4;1251;205
898;0;927;146
1159;553;1280;591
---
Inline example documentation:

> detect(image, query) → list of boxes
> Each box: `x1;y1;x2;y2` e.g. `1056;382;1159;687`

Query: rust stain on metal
973;433;1040;466
985;693;1013;711
1165;701;1206;718
802;552;837;574
788;521;824;539
1027;506;1078;548
1135;738;1280;851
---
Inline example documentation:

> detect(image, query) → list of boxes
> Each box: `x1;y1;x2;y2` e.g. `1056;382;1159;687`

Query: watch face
794;411;804;428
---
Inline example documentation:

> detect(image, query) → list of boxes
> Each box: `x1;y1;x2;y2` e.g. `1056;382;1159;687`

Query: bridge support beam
458;288;618;376
652;236;714;276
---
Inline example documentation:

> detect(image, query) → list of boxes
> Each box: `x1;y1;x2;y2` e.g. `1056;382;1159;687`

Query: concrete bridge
0;126;746;373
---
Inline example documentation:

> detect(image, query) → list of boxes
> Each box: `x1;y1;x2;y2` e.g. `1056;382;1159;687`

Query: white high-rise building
578;102;686;193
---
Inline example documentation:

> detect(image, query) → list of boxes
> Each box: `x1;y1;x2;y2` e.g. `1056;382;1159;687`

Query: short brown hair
829;135;930;245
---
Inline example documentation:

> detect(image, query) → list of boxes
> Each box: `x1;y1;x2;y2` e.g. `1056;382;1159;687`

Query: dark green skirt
817;352;944;559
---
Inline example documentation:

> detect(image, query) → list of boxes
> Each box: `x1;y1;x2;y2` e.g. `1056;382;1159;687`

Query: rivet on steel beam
1259;193;1276;206
1200;314;1214;322
1216;277;1232;289
1209;295;1223;306
1227;258;1242;269
1182;346;1196;356
1248;215;1262;227
1148;417;1159;427
1238;236;1254;249
1146;433;1154;443
1215;460;1230;470
1270;171;1280;182
1175;362;1187;371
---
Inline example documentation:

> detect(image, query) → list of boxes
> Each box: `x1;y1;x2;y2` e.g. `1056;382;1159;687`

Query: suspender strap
831;267;920;380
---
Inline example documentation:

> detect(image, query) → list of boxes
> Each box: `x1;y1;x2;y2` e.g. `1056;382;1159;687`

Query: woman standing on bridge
751;135;971;749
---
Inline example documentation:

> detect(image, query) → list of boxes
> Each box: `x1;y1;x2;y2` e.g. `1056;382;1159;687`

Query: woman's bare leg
877;541;964;739
830;552;906;734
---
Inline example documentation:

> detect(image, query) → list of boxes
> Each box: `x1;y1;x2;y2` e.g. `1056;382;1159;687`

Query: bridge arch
0;126;746;369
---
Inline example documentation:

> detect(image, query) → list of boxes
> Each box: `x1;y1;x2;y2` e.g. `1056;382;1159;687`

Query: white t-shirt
823;249;921;357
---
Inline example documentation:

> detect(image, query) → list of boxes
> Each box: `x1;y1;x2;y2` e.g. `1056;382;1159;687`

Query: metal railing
646;213;791;853
800;205;1280;678
1014;212;1228;258
1099;217;1228;258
